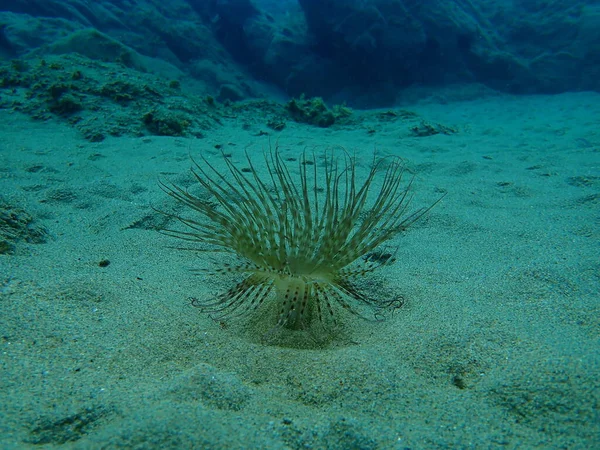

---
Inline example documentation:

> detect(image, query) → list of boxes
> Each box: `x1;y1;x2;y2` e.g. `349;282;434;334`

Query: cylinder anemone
159;145;439;331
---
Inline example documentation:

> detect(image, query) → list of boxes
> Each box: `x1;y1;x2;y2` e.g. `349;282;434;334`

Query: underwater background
0;0;598;448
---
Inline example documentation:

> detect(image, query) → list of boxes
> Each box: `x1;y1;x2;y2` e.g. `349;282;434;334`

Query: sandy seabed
1;91;598;449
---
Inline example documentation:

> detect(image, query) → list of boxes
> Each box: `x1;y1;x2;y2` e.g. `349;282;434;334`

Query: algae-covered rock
285;95;352;127
142;108;191;136
0;202;48;254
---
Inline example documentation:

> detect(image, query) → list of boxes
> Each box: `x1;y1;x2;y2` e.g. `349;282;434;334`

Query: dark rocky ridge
0;0;598;107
